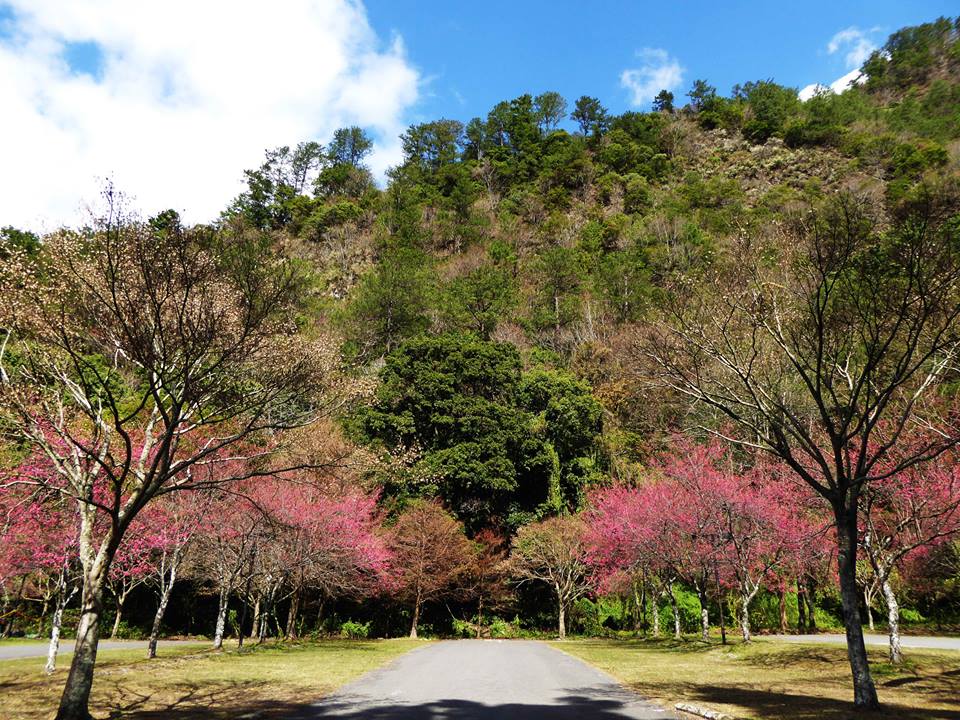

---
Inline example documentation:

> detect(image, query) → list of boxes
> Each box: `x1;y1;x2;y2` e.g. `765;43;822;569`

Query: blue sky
365;0;956;121
0;0;955;228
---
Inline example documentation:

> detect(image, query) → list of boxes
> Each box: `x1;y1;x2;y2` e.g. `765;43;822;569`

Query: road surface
773;633;960;651
310;639;672;719
0;638;205;660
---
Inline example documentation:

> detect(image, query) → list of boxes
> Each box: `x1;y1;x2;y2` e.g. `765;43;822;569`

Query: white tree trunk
881;578;902;664
652;594;661;638
213;586;229;650
110;592;125;639
740;592;752;642
669;583;681;639
44;598;66;675
557;601;566;639
148;559;179;659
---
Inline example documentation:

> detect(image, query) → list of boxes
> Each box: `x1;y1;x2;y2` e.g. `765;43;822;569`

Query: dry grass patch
0;638;422;720
552;637;960;720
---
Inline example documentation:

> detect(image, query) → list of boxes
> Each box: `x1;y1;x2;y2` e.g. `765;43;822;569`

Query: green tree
737;79;799;143
0;226;40;259
686;79;717;111
228;142;326;230
401;120;465;173
341;247;434;361
595;248;651;322
314;127;375;199
535;91;568;133
571;95;609;136
442;265;517;338
328;126;373;166
530;245;584;338
517;368;604;509
653;89;675;113
353;334;603;531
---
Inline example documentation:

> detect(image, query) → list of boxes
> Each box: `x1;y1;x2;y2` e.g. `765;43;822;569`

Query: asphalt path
773;633;960;650
309;639;672;719
0;638;204;660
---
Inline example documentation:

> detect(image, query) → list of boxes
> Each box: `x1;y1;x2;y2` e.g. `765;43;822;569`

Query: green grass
0;638;423;719
552;636;960;720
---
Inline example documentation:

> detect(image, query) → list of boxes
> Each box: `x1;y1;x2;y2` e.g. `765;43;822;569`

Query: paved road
773;633;960;650
310;639;672;719
0;639;204;660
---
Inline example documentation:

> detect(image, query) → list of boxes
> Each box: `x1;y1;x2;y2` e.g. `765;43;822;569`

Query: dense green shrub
340;620;371;639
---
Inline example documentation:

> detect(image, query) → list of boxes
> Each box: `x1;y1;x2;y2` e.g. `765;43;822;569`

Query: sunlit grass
552;636;960;720
0;638;423;719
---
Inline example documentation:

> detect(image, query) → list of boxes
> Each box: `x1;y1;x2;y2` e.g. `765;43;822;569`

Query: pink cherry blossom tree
0;460;81;674
861;446;960;663
0;196;342;720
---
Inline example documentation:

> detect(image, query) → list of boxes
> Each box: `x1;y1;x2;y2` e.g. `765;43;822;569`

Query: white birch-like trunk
652;594;661;638
669;583;681;639
881;578;902;664
148;557;179;659
45;599;66;675
213;586;230;650
740;593;752;642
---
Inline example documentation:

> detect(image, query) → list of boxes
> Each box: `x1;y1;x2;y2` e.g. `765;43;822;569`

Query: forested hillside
224;14;960;512
2;15;960;718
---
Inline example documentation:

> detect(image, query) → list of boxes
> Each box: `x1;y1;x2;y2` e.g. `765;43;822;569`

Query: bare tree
0;192;341;720
510;515;591;639
388;500;474;638
643;185;960;709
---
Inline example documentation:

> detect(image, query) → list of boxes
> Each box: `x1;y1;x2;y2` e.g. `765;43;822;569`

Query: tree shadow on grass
680;684;960;720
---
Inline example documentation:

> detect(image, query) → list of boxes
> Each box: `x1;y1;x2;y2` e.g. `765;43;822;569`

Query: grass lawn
551;636;960;720
0;638;422;720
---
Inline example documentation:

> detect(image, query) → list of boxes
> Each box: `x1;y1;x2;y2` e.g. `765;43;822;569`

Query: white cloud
799;26;878;102
827;27;879;69
0;0;420;230
620;48;684;107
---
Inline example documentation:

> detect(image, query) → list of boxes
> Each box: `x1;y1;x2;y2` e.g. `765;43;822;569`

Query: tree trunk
213;586;230;650
697;586;709;642
669;583;681;639
257;603;269;644
55;574;105;720
313;594;325;636
880;578;902;665
110;594;125;639
864;587;875;632
778;588;788;634
38;597;49;638
639;579;648;635
409;599;420;639
147;561;178;660
285;590;301;640
740;592;752;642
835;505;879;709
557;601;566;640
476;595;484;639
237;599;249;649
714;568;726;645
797;577;807;633
249;595;261;640
805;578;818;633
45;595;67;675
652;591;661;638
